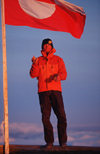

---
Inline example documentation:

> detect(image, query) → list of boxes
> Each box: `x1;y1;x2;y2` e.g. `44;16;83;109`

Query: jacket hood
41;48;56;59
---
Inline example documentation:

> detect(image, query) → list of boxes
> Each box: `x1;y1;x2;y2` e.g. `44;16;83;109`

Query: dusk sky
0;0;100;146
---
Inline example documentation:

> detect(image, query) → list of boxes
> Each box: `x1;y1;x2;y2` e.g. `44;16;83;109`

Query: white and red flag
4;0;86;38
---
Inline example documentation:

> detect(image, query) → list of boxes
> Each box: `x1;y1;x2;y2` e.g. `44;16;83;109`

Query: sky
0;0;100;147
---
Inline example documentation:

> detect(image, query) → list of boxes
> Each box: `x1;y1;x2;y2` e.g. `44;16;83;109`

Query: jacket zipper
46;59;48;90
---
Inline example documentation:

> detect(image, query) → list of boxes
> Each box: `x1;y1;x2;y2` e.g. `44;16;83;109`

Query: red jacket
30;48;67;93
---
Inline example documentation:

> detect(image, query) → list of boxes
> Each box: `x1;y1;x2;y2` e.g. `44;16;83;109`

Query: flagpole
1;0;9;154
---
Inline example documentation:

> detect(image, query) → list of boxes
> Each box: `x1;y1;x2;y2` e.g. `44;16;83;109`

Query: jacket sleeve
58;57;67;80
30;60;39;78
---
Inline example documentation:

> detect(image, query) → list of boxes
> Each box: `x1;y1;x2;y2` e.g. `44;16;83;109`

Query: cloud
68;124;100;132
0;122;44;144
68;136;75;142
68;128;100;147
80;135;93;140
0;136;4;143
0;122;100;146
9;122;43;133
9;122;44;143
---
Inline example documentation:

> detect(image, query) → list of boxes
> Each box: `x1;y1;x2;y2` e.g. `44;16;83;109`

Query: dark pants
39;91;67;145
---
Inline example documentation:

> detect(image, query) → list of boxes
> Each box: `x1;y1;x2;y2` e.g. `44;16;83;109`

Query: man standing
30;38;67;148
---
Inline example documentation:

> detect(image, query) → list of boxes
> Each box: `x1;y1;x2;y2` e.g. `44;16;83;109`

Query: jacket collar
41;48;56;59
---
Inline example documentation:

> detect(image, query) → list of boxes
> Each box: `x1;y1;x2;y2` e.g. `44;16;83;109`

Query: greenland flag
4;0;86;38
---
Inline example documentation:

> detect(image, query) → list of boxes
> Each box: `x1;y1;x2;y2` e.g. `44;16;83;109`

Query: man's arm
30;57;39;78
58;57;67;81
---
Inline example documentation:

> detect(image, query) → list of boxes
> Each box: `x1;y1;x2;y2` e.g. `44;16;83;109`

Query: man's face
43;43;52;53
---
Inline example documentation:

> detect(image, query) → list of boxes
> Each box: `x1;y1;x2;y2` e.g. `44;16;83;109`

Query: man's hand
53;74;60;82
32;56;37;63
